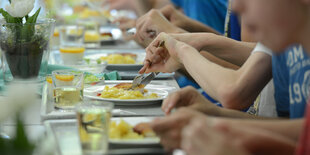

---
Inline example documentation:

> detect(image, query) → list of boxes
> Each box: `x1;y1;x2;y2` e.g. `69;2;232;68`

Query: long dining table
0;39;181;155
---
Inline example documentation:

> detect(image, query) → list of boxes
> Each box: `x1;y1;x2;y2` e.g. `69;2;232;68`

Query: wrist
177;44;198;63
197;33;217;51
166;24;186;34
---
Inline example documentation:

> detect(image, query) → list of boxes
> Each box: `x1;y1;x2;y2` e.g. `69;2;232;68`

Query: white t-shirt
252;43;273;56
248;43;277;117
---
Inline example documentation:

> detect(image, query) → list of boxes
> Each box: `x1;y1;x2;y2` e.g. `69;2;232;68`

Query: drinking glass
59;25;85;65
76;101;114;154
78;20;100;48
52;70;84;109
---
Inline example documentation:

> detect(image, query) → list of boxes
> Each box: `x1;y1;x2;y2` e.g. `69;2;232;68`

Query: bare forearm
179;48;271;110
224;118;304;142
134;0;154;16
199;33;255;66
180;49;238;102
182;18;220;34
190;103;275;120
200;51;240;70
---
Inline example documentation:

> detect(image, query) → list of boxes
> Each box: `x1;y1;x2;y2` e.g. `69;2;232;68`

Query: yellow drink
54;87;83;109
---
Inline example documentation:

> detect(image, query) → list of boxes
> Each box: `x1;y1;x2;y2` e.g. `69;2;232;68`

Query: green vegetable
84;74;100;84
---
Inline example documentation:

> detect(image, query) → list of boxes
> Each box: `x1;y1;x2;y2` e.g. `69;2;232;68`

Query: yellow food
53;29;59;37
109;120;143;140
100;86;158;99
100;54;136;64
46;76;52;84
68;29;84;36
60;47;85;53
80;9;101;18
84;31;100;42
55;75;74;82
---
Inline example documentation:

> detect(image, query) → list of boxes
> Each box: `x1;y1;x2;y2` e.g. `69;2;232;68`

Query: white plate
45;117;160;148
84;84;169;105
84;52;145;71
109;117;160;145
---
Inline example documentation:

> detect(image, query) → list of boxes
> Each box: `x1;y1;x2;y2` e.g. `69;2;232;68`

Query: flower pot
0;19;55;83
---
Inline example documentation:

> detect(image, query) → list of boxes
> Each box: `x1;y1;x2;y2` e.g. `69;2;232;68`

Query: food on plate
84;31;100;43
114;83;145;90
98;83;158;99
99;54;136;64
100;32;113;40
109;119;156;140
133;122;156;137
84;74;102;84
80;8;101;18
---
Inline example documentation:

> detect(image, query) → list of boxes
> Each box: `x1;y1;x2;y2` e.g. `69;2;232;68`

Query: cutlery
131;72;160;89
131;40;165;89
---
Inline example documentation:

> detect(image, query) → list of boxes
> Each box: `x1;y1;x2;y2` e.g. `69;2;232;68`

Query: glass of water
59;25;85;65
52;70;84;109
76;101;114;154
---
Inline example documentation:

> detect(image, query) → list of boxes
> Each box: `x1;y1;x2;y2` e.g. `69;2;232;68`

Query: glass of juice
59;25;85;65
75;101;114;154
52;70;84;109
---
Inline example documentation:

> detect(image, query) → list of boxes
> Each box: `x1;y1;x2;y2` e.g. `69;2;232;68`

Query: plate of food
45;117;160;152
109;117;160;145
100;27;123;45
84;82;169;105
84;52;145;71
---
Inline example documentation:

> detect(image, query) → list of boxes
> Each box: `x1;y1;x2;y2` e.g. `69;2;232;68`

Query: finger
162;92;181;115
159;130;181;149
141;25;156;43
139;60;151;74
155;47;168;59
139;65;148;74
182;118;211;155
150;116;180;133
145;62;165;73
112;17;128;24
119;21;135;31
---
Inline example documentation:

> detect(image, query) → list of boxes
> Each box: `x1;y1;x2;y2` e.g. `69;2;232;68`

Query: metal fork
131;40;165;89
132;72;160;89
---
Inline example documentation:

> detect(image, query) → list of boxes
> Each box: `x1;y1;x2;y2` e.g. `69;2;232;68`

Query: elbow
217;85;252;110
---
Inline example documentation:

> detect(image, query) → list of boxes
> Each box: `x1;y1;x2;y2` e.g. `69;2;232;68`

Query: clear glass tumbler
76;101;114;154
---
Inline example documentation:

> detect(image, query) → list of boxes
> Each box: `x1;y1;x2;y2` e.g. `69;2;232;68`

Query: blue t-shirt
272;45;310;118
171;0;228;34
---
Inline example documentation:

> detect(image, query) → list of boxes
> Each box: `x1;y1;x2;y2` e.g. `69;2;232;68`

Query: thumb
159;33;178;52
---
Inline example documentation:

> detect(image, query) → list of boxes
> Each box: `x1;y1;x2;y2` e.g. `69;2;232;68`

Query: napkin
103;71;121;80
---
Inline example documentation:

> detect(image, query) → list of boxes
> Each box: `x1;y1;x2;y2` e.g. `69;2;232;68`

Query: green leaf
0;8;22;23
25;8;41;24
22;8;41;41
12;115;35;155
8;0;11;4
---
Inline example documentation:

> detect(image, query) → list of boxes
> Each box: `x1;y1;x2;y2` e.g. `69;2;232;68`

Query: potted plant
0;0;55;82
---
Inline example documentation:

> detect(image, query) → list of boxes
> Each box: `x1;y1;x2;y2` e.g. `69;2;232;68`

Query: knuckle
149;9;158;15
166;5;174;10
178;43;192;51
